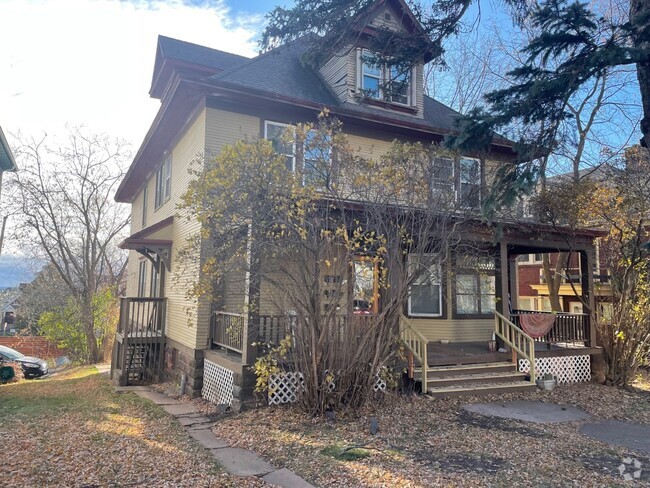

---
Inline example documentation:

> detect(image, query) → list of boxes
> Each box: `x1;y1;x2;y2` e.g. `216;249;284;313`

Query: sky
0;0;289;146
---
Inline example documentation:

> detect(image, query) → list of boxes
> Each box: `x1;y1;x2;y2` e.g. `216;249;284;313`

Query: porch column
242;222;260;366
508;255;518;311
579;249;597;347
495;241;510;321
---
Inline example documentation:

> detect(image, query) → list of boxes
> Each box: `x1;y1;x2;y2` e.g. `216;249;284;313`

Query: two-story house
111;0;603;404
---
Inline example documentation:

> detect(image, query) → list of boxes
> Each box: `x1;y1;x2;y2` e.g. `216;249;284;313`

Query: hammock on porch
519;313;556;339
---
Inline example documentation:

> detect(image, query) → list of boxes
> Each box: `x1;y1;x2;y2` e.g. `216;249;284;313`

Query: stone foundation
164;337;205;397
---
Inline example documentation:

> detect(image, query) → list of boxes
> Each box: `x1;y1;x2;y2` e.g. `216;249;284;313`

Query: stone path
463;400;591;424
116;386;314;487
580;420;650;455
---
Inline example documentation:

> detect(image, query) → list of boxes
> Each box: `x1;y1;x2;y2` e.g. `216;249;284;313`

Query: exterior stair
417;362;537;397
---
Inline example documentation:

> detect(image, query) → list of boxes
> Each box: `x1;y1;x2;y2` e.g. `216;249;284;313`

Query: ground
3;368;650;487
0;366;264;488
210;374;650;487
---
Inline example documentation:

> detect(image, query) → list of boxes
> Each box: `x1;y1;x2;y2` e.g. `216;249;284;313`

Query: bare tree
7;128;130;363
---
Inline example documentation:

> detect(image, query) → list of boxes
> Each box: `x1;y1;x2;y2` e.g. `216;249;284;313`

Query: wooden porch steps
417;362;536;398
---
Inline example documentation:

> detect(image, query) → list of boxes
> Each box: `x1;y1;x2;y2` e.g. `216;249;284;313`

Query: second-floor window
359;49;412;106
155;154;172;209
459;157;480;208
141;185;148;228
137;260;147;297
264;121;295;171
265;121;332;186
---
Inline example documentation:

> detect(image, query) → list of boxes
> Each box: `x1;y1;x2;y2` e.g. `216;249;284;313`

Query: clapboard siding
319;49;351;102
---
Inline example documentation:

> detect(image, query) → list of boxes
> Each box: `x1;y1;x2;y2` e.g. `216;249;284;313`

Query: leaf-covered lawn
1;367;264;488
212;373;650;487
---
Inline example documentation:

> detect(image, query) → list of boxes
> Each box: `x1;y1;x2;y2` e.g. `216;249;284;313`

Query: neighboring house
516;165;623;319
0;125;18;257
112;0;602;402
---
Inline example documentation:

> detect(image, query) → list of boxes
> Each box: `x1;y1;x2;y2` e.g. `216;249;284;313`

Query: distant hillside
0;255;42;289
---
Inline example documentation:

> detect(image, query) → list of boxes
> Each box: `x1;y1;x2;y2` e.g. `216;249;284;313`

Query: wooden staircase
417;361;536;397
401;312;538;398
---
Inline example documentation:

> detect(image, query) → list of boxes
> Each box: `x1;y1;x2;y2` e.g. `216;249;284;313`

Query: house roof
150;36;248;99
210;38;488;140
0;126;17;172
117;33;514;202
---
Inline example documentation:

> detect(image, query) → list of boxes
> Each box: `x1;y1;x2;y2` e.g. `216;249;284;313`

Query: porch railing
494;311;535;384
112;297;166;386
511;309;590;345
210;311;245;354
399;315;429;393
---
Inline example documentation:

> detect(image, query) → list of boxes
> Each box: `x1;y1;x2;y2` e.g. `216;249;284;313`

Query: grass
1;367;264;487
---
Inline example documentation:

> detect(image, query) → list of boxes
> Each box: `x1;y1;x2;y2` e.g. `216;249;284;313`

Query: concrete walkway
580;420;650;455
116;386;314;487
463;400;591;424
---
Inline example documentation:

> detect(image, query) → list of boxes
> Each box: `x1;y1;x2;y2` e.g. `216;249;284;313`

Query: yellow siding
410;318;494;342
346;133;395;161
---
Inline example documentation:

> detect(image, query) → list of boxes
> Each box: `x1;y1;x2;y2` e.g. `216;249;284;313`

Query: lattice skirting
519;355;591;384
268;371;387;406
202;360;234;405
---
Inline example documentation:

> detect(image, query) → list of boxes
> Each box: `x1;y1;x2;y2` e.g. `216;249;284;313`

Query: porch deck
426;341;597;366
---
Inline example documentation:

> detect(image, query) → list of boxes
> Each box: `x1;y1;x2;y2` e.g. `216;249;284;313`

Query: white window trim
154;153;172;210
357;49;414;107
407;255;443;318
431;156;455;194
137;260;147;297
264;120;296;172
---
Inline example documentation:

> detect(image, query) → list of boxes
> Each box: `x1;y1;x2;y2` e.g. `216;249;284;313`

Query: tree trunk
542;253;568;311
81;296;99;364
632;0;650;147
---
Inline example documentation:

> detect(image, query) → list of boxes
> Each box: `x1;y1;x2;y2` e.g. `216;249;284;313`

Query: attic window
384;13;391;20
358;49;412;106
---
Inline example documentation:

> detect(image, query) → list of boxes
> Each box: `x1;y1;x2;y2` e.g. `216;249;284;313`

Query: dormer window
358;49;412;106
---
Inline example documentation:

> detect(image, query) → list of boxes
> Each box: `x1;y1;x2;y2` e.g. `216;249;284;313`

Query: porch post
508;255;518;312
242;222;260;366
495;241;510;322
579;249;597;347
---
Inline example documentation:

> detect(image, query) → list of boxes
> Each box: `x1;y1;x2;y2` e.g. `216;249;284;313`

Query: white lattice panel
202;360;234;405
519;355;591;384
267;371;387;405
268;372;304;405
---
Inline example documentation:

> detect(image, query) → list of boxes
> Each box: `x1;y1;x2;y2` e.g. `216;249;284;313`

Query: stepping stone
135;390;182;405
210;447;274;476
580;420;650;454
177;415;212;427
463;400;590;424
187;428;230;449
163;403;198;416
115;386;151;393
263;468;315;488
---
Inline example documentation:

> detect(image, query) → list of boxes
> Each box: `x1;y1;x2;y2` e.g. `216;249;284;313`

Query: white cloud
0;0;260;145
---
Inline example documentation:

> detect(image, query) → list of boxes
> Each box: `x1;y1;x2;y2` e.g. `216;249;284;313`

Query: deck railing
399;315;429;393
112;297;166;386
494;311;535;384
511;309;590;345
210;311;245;354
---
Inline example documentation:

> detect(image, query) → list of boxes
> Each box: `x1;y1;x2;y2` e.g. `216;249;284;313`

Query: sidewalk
116;386;314;488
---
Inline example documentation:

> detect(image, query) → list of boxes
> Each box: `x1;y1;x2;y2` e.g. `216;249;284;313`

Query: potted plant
536;372;557;391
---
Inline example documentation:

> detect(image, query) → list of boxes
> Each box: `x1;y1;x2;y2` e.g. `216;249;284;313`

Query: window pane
480;275;495;295
388;66;409;104
457;294;478;314
354;260;375;313
480;295;495;314
460;158;479;184
410;284;440;315
362;75;380;98
456;274;477;294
